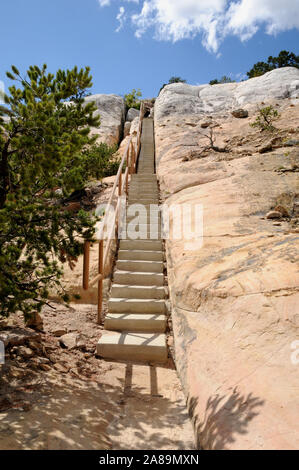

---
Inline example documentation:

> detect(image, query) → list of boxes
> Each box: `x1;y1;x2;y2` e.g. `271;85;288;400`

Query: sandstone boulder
59;333;86;350
51;328;67;337
17;346;34;359
0;329;41;347
266;210;283;219
231;109;249;118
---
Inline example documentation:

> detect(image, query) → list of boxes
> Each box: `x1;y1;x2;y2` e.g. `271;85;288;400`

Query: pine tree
247;50;299;78
159;76;187;94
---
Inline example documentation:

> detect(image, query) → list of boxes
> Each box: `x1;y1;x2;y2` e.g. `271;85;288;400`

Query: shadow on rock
188;388;265;450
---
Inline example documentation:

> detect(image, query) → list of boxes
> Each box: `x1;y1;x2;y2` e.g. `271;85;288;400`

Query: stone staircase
97;118;168;363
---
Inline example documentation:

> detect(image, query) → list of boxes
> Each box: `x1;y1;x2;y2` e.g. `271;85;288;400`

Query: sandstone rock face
84;94;126;146
154;78;299;450
155;67;299;120
129;116;140;136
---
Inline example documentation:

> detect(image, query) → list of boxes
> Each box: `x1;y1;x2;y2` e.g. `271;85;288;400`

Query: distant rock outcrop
155;67;299;120
154;67;299;450
84;94;126;146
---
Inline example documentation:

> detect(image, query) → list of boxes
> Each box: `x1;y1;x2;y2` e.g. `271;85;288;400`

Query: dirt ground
0;303;195;450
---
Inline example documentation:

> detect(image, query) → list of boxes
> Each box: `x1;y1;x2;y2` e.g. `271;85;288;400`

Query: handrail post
126;153;129;195
129;141;132;174
83;241;90;290
97;240;104;324
119;172;122;197
83;135;137;324
132;142;136;173
133;145;137;173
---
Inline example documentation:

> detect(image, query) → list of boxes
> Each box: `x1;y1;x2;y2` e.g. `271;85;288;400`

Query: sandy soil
0;303;195;450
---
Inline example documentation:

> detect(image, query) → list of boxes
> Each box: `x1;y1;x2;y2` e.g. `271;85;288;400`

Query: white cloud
98;0;111;6
132;0;227;52
98;0;299;53
226;0;299;40
98;0;139;6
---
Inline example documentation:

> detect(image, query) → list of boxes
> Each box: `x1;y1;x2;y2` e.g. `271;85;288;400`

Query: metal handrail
82;103;144;323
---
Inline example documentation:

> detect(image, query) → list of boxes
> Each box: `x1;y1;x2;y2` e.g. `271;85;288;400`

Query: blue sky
0;0;298;98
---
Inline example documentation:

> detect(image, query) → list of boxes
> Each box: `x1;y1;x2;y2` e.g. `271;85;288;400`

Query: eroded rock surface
154;70;299;449
156;68;299;120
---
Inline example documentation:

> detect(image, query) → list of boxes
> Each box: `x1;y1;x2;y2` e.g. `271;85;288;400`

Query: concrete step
131;176;157;181
129;190;158;195
126;216;161;224
129;194;159;199
128;199;160;205
131;180;157;185
128;194;159;198
111;284;165;299
97;332;167;363
104;313;167;333
129;186;158;191
129;187;159;192
123;216;162;223
118;250;163;261
124;233;162;241
114;270;164;286
129;193;158;198
127;204;161;210
125;223;161;232
129;189;158;194
130;179;157;184
129;194;159;200
109;298;166;314
130;180;157;184
124;235;162;241
119;239;163;251
116;260;164;273
130;181;157;185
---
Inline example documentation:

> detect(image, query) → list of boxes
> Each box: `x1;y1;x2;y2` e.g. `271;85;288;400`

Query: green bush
250;106;280;132
247;50;299;78
209;76;236;85
82;143;119;179
124;89;142;110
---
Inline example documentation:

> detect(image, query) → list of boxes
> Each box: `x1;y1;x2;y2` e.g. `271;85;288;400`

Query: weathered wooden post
97;240;104;324
119;172;122;196
83;241;90;290
132;141;136;173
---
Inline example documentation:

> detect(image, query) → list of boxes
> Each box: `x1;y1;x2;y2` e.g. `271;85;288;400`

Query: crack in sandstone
173;287;299;312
